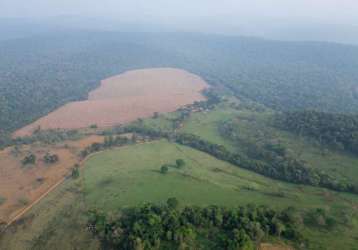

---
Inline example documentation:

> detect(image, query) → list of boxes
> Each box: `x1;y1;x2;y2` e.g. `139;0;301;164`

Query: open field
82;140;358;208
0;135;104;223
1;140;358;249
83;140;358;250
179;100;358;185
13;68;208;137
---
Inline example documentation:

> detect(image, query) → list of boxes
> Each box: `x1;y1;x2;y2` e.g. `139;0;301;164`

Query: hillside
1;31;358;250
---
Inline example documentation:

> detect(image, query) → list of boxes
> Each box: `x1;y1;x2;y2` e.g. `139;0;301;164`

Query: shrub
176;159;186;168
22;153;36;165
43;152;59;164
72;165;80;179
160;165;169;174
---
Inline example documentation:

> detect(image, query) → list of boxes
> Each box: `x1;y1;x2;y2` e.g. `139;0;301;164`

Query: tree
175;159;186;168
160;165;169;174
72;164;80;179
167;197;179;210
43;152;59;164
22;153;36;165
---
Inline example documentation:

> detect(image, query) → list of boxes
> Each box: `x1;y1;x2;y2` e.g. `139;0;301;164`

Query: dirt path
3;140;156;229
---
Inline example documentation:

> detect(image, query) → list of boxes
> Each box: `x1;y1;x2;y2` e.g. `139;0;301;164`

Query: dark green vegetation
2;30;358;249
21;153;36;165
88;200;303;250
219;119;358;194
43;152;59;164
277;110;358;154
1;139;358;249
81;140;358;250
98;117;358;194
2;31;358;139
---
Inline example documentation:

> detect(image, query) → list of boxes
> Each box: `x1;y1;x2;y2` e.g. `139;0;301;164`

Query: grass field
180;103;239;151
2;140;358;249
82;140;358;250
180;100;358;185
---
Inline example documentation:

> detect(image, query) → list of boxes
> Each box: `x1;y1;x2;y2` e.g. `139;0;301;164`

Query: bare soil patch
14;68;208;137
0;135;103;223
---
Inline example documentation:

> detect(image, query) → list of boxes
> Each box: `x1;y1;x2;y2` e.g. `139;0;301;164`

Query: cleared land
2;140;358;249
13;68;208;137
0;135;104;223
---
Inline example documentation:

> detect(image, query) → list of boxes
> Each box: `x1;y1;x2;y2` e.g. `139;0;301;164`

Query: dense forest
88;199;307;249
2;31;358;136
277;110;358;154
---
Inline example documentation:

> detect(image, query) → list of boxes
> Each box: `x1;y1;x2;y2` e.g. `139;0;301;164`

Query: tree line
88;198;305;250
218;121;358;194
276;110;358;154
93;124;358;194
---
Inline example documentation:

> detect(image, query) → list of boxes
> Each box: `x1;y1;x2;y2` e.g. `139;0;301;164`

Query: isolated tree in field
43;152;59;164
22;153;36;165
160;165;169;174
72;164;80;179
176;159;186;168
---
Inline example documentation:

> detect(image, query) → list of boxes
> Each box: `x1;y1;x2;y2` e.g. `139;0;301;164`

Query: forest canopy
1;32;358;135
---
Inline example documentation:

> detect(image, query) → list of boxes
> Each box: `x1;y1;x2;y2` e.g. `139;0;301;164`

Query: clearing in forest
13;68;208;137
0;135;104;223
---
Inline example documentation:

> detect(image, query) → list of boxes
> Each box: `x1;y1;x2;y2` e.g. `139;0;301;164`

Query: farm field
2;140;357;249
0;135;104;223
13;68;208;137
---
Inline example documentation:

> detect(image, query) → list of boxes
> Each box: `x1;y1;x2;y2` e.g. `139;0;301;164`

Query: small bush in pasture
21;153;36;165
72;165;80;179
43;152;59;164
18;197;29;206
160;165;169;174
176;159;186;168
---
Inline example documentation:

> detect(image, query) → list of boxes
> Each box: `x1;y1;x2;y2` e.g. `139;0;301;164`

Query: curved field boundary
13;68;208;137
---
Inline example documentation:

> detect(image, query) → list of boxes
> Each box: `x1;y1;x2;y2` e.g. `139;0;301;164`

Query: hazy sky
1;0;358;26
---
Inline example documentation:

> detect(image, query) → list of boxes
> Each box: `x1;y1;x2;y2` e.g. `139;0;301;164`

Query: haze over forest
1;0;358;44
2;1;358;250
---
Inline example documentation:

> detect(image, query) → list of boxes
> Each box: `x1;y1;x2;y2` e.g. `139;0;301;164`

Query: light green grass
0;179;99;250
83;140;357;210
82;140;358;249
181;102;358;184
180;105;239;151
2;140;358;249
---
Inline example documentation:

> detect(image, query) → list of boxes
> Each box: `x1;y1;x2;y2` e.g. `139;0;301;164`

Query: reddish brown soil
13;68;208;137
0;135;103;223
